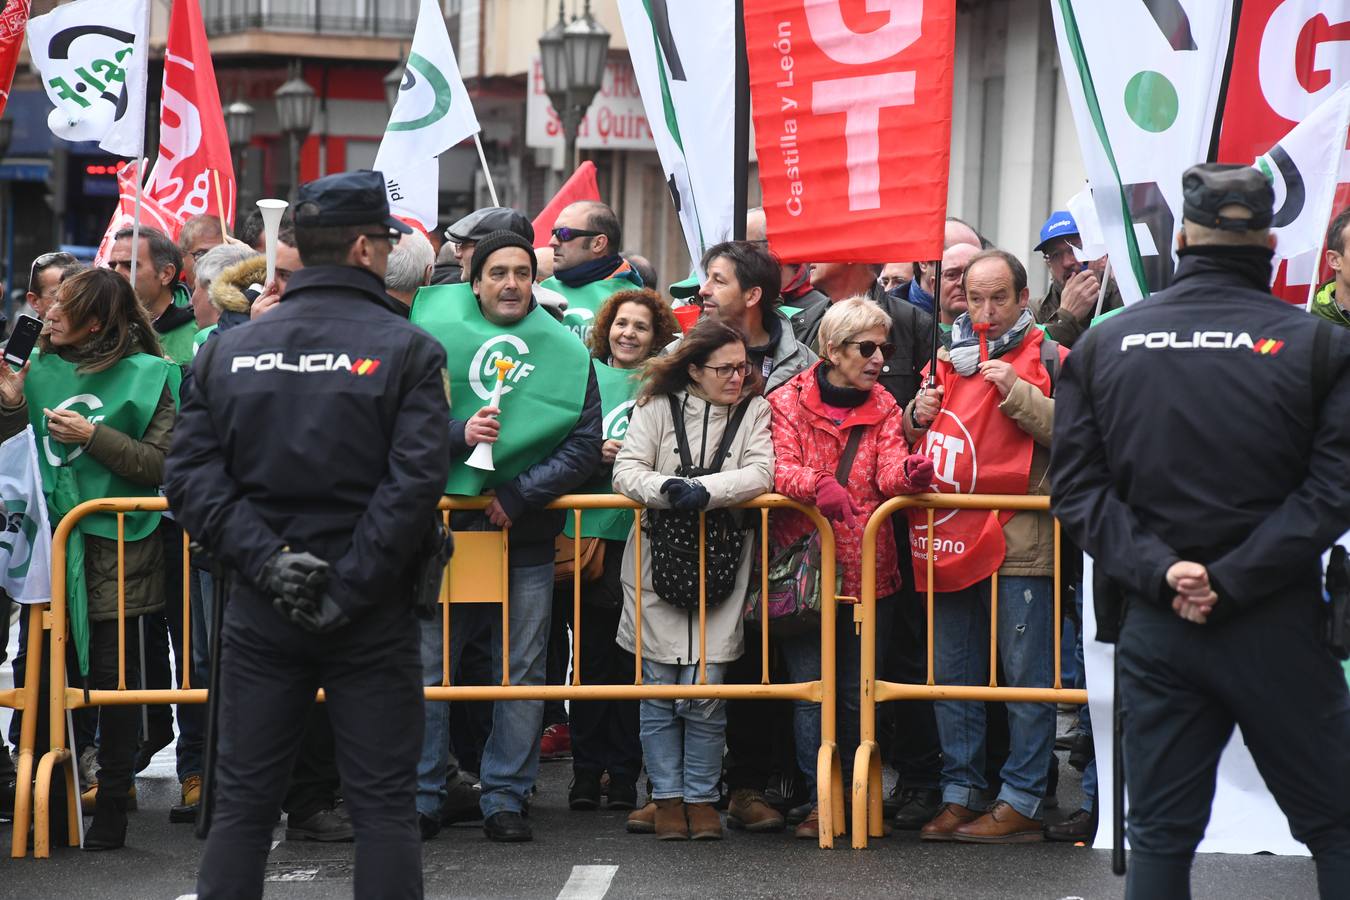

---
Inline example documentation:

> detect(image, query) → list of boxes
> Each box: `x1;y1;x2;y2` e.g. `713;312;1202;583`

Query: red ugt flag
0;0;31;119
144;0;236;230
744;0;956;264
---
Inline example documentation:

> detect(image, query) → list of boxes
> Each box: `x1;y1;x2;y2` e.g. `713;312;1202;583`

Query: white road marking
555;864;618;900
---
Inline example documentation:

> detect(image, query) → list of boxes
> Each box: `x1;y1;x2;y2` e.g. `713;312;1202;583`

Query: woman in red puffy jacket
767;296;934;839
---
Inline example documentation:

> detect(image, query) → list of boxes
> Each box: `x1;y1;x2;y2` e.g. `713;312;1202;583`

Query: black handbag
646;395;752;612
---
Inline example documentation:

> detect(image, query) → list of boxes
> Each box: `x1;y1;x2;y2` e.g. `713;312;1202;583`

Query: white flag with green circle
1051;1;1237;304
617;0;736;271
373;0;480;229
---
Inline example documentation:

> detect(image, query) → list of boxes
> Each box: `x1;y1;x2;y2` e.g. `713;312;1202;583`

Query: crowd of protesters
1;176;1347;857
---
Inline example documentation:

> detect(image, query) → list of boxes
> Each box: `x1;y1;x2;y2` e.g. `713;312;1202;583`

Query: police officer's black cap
469;230;537;285
1181;163;1274;232
445;207;534;244
294;170;413;234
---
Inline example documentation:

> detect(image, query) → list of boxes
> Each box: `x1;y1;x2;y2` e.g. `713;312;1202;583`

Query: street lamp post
225;100;256;210
274;65;318;204
538;0;611;172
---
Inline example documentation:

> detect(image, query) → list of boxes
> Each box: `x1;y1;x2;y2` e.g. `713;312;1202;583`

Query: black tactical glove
272;591;351;634
259;550;329;602
660;477;710;511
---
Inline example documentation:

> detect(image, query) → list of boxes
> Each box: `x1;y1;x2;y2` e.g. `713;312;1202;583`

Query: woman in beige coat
612;319;774;842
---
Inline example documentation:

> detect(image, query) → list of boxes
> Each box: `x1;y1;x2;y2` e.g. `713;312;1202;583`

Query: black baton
195;563;229;840
1112;645;1126;876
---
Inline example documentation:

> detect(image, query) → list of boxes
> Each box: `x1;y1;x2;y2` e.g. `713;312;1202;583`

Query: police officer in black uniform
1050;163;1350;899
165;170;450;900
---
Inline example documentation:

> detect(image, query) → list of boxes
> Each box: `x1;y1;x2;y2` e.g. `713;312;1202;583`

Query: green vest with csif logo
411;283;591;496
539;277;634;345
562;360;641;541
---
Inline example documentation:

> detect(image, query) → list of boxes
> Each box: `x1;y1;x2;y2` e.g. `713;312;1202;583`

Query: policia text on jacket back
165;170;451;900
1050;164;1350;900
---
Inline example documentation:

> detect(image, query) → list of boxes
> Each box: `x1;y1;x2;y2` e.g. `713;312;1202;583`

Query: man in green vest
411;229;602;843
108;226;198;367
543;201;643;343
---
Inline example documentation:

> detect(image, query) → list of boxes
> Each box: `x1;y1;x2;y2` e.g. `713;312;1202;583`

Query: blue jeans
934;575;1056;820
780;596;896;796
640;659;728;804
416;603;491;816
478;561;555;818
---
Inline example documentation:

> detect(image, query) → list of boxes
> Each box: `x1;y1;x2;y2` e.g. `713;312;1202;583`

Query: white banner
27;0;148;156
373;0;480;229
0;427;52;605
617;0;736;268
1051;1;1236;305
1082;555;1309;857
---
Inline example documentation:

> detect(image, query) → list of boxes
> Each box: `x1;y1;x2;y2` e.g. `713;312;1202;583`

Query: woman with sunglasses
562;288;679;813
611;318;774;841
767;297;936;839
1;268;177;851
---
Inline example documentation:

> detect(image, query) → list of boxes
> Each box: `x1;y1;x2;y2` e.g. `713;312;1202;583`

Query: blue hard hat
1034;210;1079;252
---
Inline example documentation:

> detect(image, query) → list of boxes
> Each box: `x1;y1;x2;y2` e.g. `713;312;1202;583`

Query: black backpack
646;395;752;612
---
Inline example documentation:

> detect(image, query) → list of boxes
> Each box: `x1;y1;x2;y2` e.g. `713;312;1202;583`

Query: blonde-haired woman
767;296;934;839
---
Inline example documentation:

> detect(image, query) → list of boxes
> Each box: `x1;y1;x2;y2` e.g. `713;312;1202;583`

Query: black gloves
261;550;350;634
260;550;329;601
660;477;710;511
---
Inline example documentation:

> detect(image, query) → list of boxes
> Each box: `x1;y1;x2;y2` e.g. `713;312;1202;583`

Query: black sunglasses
551;226;602;243
844;339;896;359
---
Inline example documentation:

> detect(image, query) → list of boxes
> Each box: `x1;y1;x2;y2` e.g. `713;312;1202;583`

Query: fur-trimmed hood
209;256;267;313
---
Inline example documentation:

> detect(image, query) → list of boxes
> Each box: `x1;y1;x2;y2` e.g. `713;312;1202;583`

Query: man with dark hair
410;229;602;843
25;251;82;319
1053;163;1350;900
167;169;443;899
543;201;642;342
1315;206;1350;329
108;226;198;365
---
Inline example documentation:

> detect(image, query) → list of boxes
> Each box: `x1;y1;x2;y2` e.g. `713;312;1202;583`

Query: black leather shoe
440;774;483;825
1045;807;1098;843
286;807;355;842
419;813;442;841
483;810;532;842
606;778;638;811
569;771;602;811
892;787;942;830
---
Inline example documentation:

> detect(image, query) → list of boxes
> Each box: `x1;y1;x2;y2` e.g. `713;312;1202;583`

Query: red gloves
902;454;935;492
815;473;862;526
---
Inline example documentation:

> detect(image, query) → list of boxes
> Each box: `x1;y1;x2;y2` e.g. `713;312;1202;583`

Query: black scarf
815;363;869;410
1175;244;1274;292
553;253;625;288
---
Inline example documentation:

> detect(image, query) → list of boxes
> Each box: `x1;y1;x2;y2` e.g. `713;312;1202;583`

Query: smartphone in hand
3;314;40;368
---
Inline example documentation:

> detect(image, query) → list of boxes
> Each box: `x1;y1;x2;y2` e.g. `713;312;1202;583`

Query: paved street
0;617;1323;899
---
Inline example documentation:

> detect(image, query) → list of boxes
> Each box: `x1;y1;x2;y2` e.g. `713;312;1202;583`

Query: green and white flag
564;361;642;541
1051;1;1237;304
617;0;735;271
0;426;53;605
373;0;480;230
28;0;150;156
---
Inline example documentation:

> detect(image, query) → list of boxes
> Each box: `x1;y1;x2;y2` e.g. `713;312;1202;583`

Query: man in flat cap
166;170;451;899
1050;163;1350;899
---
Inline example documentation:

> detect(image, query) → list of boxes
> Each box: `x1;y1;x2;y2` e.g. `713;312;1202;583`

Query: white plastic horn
256;198;289;286
466;359;516;472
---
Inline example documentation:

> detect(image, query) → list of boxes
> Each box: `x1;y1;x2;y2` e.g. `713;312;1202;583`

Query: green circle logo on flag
388;52;453;132
43;393;104;467
1123;70;1179;134
469;335;534;401
603;399;635;441
0;500;39;579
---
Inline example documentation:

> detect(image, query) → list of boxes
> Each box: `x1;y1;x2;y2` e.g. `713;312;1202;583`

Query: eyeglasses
699;362;752;379
190;247;213;261
29;251;79;292
551;226;602;243
844;339;895;359
362;230;402;246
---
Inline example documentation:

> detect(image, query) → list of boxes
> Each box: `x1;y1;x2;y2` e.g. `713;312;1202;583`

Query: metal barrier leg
851;740;883;848
815;740;840;849
32;747;73;858
10;603;47;858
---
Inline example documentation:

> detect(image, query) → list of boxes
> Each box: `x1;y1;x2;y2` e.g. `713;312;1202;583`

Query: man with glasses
168;170;442;899
542;201;643;343
178;214;228;291
1031;210;1122;348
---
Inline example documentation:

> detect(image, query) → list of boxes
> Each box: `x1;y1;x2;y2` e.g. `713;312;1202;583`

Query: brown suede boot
726;788;785;832
626;801;657;834
686;802;723;841
654;798;688;841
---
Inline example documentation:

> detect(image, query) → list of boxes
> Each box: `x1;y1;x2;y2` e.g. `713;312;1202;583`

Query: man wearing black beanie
408;228;603;843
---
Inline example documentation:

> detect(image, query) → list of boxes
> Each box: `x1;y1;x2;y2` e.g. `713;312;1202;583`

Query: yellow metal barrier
24;493;851;855
851;494;1088;849
5;602;49;859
